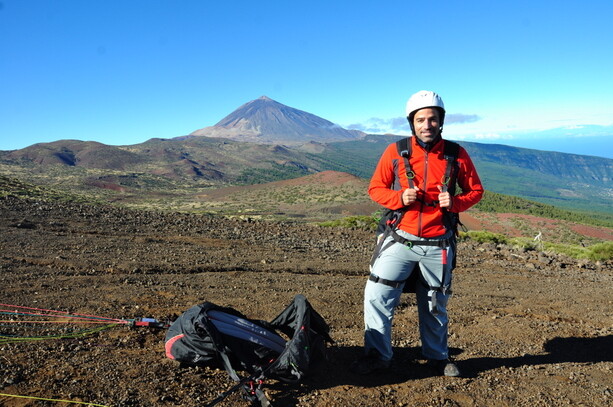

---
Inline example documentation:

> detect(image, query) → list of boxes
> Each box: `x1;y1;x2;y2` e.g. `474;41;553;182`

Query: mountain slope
189;96;365;144
311;134;613;213
437;140;612;213
6;140;147;169
1;133;611;214
0;97;611;215
463;142;612;183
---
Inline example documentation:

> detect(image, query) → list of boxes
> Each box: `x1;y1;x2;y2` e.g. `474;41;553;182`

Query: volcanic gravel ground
1;195;612;406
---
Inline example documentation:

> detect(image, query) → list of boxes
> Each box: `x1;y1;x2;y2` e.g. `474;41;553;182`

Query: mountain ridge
0;97;611;214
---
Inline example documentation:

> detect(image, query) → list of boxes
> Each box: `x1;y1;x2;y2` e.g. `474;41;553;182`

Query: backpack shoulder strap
441;140;461;193
442;140;460;162
371;137;414;268
396;136;411;157
395;137;415;189
440;140;465;239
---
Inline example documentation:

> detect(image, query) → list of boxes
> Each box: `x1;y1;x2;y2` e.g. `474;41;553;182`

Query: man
354;90;484;377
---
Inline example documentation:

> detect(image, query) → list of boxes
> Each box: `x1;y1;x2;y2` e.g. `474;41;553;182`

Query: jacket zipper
418;146;429;236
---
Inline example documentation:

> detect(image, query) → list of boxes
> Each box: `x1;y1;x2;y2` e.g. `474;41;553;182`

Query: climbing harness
369;137;464;296
370;137;462;268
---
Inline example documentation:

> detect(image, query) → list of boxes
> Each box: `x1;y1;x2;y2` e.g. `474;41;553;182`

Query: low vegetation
236;163;312;184
2;173;611;262
318;217;613;262
0;175;96;204
476;190;613;228
318;210;613;262
319;214;379;230
460;230;613;262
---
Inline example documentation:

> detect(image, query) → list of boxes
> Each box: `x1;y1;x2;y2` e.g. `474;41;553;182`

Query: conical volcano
189;96;365;144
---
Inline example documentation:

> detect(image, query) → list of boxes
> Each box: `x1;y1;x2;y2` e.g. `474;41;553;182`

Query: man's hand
402;186;420;206
437;185;452;208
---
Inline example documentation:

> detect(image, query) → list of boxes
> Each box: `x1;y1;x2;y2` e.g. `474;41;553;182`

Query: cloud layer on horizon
346;112;482;134
445;113;481;124
346;117;409;134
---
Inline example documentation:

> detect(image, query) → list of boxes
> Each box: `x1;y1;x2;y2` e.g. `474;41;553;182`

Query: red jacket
369;137;484;238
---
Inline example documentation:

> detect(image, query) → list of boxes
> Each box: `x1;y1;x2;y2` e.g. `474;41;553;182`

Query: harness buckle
369;274;404;289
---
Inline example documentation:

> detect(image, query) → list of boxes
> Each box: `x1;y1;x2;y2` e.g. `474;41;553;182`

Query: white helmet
405;90;445;133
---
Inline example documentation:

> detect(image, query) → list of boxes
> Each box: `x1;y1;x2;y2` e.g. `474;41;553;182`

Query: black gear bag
165;294;334;406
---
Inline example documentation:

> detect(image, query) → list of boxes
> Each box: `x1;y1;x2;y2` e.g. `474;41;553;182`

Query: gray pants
364;229;454;361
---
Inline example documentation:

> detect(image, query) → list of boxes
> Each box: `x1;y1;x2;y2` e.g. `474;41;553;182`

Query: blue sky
1;0;612;158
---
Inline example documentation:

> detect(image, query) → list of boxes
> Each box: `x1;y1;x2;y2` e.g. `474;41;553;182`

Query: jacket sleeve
450;147;484;213
368;143;405;210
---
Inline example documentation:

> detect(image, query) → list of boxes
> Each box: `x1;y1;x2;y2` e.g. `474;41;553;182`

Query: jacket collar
413;134;443;152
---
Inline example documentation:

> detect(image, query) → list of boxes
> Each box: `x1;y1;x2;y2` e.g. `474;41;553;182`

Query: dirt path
1;196;611;406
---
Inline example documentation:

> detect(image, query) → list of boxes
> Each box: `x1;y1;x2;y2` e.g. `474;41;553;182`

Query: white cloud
347;117;410;134
445;113;481;124
346;112;483;135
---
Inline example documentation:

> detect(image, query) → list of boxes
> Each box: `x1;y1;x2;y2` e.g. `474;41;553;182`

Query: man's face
413;108;441;144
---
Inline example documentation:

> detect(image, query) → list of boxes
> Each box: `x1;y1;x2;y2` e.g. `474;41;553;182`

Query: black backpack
165;294;333;407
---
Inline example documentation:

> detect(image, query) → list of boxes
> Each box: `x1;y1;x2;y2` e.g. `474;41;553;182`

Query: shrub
587;241;613;262
543;242;590;260
542;241;613;261
508;236;540;251
319;215;378;230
